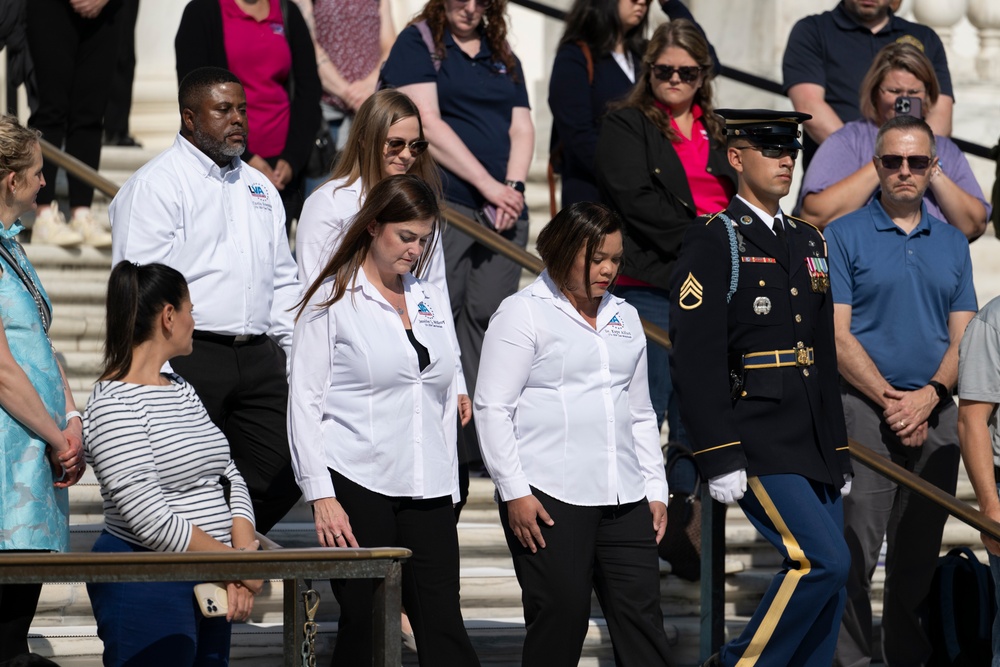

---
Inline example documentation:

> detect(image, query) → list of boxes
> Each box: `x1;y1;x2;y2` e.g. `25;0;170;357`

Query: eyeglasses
384;138;429;157
880;87;925;97
874;154;932;170
738;145;799;160
650;65;703;83
450;0;492;8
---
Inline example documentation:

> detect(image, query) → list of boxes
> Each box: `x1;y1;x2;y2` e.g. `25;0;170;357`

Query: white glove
841;474;853;497
708;469;747;504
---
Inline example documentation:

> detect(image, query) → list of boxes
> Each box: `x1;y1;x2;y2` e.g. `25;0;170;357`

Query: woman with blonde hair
295;89;441;285
0;113;85;667
289;174;478;666
799;42;988;238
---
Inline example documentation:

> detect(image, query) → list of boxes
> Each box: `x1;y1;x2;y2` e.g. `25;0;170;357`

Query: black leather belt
192;330;267;346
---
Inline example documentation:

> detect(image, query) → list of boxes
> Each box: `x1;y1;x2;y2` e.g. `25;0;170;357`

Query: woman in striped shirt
83;261;260;667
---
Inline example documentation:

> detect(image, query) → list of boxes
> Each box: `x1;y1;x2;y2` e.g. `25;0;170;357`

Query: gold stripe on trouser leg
734;477;813;667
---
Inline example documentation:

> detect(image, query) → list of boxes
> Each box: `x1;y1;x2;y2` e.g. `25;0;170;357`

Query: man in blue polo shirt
782;0;953;167
825;115;976;667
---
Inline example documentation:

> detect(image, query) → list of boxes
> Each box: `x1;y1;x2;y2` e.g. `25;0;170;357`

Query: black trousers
103;0;139;138
26;0;122;208
328;469;480;667
170;335;300;534
0;582;42;662
499;488;671;667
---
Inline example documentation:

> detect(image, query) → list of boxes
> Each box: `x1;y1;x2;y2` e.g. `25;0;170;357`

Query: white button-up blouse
288;268;465;503
474;272;668;507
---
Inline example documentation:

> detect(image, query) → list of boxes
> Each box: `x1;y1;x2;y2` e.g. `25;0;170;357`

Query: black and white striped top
83;374;255;552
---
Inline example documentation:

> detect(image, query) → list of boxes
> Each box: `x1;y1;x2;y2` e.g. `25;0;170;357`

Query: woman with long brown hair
288;174;479;666
595;19;736;469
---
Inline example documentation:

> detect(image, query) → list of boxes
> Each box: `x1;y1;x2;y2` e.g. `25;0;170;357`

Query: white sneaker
69;209;113;249
31;207;84;247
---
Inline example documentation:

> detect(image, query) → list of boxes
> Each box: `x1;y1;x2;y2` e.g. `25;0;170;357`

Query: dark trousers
721;474;849;667
26;0;121;208
0;581;42;661
327;470;479;667
499;488;671;667
103;0;139;139
835;389;960;667
170;336;300;534
87;532;231;667
443;200;529;465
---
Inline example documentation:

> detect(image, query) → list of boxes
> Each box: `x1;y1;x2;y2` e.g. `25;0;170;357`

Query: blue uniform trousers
720;474;849;666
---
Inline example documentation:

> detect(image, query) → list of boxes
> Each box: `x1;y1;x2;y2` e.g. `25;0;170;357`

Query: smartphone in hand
475;204;498;231
894;96;922;119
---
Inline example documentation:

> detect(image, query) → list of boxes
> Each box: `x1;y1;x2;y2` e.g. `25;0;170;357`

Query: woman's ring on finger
333;534;342;539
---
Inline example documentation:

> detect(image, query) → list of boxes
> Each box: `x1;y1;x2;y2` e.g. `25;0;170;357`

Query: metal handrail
507;0;998;162
0;546;410;667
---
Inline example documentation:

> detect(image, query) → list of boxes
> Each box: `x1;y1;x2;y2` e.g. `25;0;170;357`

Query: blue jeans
612;285;696;493
87;532;232;667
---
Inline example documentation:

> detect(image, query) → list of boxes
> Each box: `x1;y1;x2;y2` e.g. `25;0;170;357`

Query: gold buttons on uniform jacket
654;168;661;174
795;314;802;322
759;280;766;286
741;390;748;397
803;369;810;377
791;287;799;296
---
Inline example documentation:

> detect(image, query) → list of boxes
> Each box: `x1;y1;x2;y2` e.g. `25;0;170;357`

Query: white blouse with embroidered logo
474;272;667;507
288;268;465;503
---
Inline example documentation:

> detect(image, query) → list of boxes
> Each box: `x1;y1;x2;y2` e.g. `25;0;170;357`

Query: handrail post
373;560;403;667
284;578;305;667
699;489;726;660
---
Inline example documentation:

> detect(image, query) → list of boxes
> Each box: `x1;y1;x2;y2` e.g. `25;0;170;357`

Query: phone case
194;582;229;617
475;204;498;230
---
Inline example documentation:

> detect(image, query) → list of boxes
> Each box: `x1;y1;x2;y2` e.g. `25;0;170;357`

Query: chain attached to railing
301;588;321;667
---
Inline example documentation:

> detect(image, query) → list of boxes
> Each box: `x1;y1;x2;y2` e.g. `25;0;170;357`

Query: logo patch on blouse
679;273;703;310
603;313;633;339
416;301;445;329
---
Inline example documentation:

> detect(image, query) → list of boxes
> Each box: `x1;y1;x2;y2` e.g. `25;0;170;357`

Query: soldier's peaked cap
715;109;813;149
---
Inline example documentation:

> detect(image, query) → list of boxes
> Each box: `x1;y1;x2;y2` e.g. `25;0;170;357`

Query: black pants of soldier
500;488;671;667
327;469;480;667
171;336;301;534
835;388;960;667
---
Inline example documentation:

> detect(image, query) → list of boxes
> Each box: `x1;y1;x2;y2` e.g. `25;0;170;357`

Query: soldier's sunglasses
738;145;799;160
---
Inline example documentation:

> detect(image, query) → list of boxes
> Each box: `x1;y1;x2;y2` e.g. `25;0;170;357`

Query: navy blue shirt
825;198;976;390
382;24;530;210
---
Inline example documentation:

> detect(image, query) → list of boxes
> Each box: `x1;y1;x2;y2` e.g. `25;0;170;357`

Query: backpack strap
548;41;596;217
575;41;594;85
414;20;442;72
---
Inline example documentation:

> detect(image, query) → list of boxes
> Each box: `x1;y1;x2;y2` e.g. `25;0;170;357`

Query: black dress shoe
103;132;143;148
700;653;720;667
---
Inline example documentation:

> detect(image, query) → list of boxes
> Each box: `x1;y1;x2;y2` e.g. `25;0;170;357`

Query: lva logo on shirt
604;313;633;340
247;183;272;213
417;301;434;317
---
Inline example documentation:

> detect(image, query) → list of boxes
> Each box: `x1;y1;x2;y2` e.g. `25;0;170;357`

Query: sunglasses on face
738;145;799;160
385;138;429;157
875;154;932;170
650;65;703;83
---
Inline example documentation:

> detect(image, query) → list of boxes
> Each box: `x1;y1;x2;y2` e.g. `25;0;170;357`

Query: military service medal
806;257;830;293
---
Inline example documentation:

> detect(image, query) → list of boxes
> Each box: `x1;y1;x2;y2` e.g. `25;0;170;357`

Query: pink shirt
221;0;292;158
618;103;733;289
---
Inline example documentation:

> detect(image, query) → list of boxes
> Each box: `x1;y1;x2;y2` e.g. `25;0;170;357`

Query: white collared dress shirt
296;176;450;299
288;268;465;502
109;134;302;356
474;271;668;507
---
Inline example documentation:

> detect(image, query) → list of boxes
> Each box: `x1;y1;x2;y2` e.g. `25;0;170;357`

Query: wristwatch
927;380;950;405
504;179;525;194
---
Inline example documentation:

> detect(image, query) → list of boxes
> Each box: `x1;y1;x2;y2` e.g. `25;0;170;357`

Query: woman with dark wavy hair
595;19;735;453
380;0;533;466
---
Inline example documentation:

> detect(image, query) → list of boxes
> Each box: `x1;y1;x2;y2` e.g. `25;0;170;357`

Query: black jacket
668;197;851;485
595;106;735;291
174;0;321;175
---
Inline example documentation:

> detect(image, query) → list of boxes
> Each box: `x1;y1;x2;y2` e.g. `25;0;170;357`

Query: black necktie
773;217;786;244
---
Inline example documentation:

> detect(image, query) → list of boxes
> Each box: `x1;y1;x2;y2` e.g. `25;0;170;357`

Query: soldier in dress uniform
669;109;853;666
